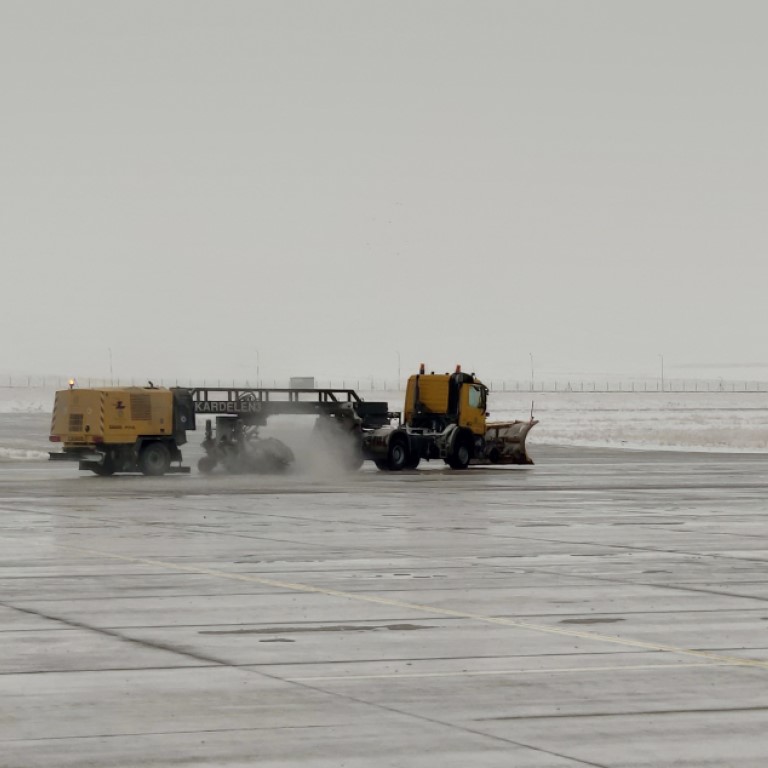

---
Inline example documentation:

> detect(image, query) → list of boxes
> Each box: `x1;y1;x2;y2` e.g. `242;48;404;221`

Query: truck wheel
139;442;171;476
346;448;365;471
387;436;409;471
91;461;115;476
198;456;217;474
90;452;115;476
374;459;390;471
405;454;421;470
448;437;471;470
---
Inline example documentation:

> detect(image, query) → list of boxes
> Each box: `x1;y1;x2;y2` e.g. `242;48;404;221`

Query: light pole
529;352;534;391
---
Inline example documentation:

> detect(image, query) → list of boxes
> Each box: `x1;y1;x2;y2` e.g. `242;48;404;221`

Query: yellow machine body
50;387;175;447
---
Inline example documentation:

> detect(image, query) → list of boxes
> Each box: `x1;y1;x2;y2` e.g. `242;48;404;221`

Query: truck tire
405;453;421;470
387;435;409;471
198;456;217;474
374;459;390;471
139;442;171;476
89;451;116;476
90;461;115;476
346;448;365;471
447;436;471;470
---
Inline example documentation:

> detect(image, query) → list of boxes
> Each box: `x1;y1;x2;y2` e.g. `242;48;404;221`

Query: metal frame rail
181;387;391;429
187;387;363;405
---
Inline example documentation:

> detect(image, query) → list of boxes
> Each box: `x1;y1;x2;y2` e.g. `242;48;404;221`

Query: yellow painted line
53;543;768;672
288;661;724;682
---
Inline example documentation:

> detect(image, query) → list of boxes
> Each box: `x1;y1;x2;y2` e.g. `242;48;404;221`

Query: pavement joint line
0;575;615;768
479;703;768;721
56;543;768;672
286;661;725;682
0;723;339;744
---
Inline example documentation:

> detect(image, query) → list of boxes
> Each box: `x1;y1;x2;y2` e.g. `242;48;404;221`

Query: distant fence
489;380;768;394
2;376;768;393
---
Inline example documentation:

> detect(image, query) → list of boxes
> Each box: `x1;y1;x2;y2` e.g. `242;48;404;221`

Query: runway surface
2;423;768;766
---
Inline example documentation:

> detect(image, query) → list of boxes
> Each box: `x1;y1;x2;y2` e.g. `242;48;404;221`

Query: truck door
459;384;487;435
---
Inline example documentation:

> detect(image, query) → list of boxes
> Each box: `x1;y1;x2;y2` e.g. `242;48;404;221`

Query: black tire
405;453;421;470
346;448;365;471
387;436;409;471
89;451;115;476
447;436;471;470
198;455;217;474
374;459;390;471
342;426;365;471
139;442;171;476
313;419;364;471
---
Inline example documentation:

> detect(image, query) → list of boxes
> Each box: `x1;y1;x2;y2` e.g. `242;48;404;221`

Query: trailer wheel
312;418;364;471
90;461;115;477
346;449;365;471
198;456;216;474
387;436;409;471
447;436;471;470
89;452;116;476
139;442;171;476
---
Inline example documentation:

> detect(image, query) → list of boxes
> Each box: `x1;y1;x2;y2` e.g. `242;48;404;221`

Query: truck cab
404;370;488;435
363;367;493;471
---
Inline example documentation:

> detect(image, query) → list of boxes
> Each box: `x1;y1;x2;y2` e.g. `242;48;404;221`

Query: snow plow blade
476;419;538;465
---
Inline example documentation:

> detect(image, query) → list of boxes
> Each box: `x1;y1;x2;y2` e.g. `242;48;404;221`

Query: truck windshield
468;385;485;409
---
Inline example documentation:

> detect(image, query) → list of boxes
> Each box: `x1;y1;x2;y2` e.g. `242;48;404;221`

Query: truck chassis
187;386;536;474
187;387;391;474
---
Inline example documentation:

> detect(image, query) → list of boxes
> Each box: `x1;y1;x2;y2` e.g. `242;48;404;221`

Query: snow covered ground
0;387;54;415
2;385;767;461
490;390;768;453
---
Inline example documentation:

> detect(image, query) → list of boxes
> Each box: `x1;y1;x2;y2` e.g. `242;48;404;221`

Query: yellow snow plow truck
48;370;536;476
362;365;537;470
49;384;196;475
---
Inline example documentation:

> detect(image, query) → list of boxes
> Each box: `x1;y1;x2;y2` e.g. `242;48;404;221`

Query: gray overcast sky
1;1;766;382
